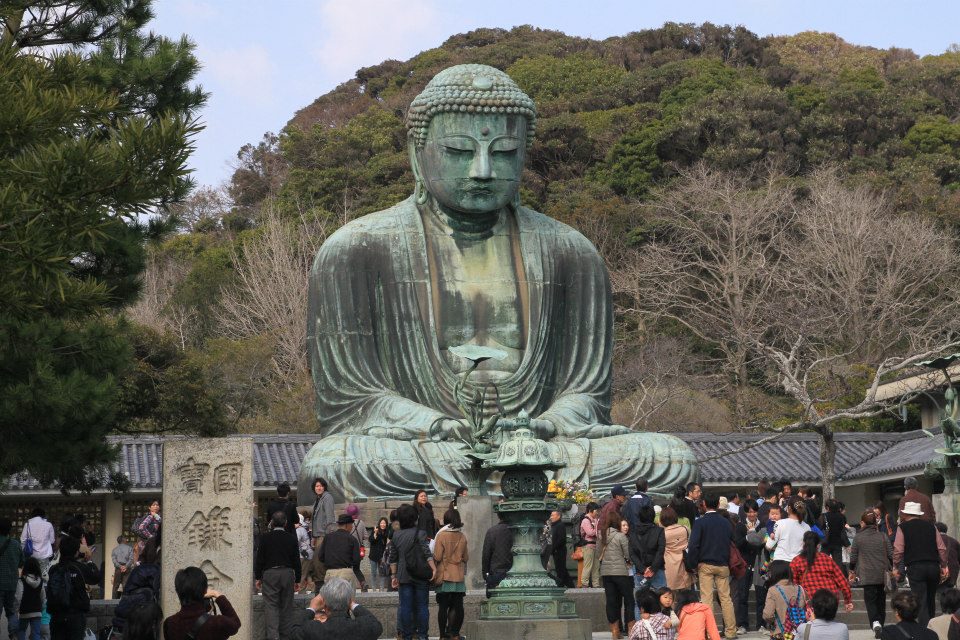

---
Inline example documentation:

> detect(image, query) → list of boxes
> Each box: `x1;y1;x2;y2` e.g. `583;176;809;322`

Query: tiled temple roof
2;429;939;492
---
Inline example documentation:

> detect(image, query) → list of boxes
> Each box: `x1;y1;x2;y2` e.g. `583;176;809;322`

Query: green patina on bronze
480;418;581;621
920;354;960;476
299;64;698;502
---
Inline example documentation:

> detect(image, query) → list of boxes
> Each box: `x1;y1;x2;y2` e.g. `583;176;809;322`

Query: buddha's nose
469;148;493;180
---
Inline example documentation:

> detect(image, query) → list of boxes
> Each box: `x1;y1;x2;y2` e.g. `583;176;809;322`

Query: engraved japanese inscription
184;506;233;550
174;457;210;495
162;439;253;640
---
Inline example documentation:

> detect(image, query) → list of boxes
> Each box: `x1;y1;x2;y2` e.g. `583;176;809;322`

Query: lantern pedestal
464;424;592;640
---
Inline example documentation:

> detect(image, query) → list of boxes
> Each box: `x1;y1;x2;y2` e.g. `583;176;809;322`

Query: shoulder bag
405;531;433;582
728;542;747;579
352;523;366;559
185;613;210;640
882;534;897;592
641;618;658;640
22;523;34;557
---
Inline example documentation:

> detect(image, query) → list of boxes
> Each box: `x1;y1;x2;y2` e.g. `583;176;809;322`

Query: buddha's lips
465;186;493;195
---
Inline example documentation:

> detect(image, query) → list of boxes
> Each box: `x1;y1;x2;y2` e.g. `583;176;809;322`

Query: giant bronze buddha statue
298;64;697;502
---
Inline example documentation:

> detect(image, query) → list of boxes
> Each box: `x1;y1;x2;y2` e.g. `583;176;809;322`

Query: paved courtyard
0;616;892;640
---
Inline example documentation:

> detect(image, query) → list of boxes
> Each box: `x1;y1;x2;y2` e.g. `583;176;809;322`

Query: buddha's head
406;64;537;216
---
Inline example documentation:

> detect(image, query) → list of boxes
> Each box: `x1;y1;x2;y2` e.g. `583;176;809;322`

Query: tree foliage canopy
0;0;205;490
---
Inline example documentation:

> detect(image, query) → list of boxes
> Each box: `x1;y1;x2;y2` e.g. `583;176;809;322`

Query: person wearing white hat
892;501;949;627
898;477;936;523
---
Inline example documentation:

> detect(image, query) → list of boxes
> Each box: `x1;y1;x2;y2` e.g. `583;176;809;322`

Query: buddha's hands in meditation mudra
368;416;631;442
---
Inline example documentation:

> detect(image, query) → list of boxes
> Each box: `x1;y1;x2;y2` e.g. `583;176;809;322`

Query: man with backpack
388;504;436;640
46;536;99;640
621;478;652;529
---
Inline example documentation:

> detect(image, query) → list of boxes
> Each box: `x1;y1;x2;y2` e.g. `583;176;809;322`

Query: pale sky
150;0;960;189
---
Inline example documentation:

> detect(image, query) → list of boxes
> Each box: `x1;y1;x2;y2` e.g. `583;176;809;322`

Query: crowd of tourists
2;474;960;640
559;476;958;640
0;504;161;640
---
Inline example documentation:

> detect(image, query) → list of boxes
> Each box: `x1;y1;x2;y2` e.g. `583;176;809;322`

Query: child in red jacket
676;590;722;640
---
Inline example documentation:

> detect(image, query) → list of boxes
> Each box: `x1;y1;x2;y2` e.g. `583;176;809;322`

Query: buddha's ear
408;131;428;205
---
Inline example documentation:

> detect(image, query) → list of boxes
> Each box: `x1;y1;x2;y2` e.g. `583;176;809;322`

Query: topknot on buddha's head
406;64;537;149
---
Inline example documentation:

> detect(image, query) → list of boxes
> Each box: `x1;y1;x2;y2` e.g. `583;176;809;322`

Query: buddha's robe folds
299;197;697;501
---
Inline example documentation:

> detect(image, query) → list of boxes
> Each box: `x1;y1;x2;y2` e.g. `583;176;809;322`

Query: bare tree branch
623;164;960;498
215;205;328;387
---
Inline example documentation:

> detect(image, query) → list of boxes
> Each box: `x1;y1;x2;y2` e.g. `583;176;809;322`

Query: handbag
729;542;747;579
378;539;392;576
883;535;897;592
23;523;34;557
353;523;366;559
571;547;583;561
884;569;898;593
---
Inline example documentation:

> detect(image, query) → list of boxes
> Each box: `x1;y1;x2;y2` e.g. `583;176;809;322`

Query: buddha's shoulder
318;198;417;252
516;207;602;256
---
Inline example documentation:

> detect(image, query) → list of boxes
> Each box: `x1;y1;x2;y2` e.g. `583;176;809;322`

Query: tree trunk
817;425;837;502
1;10;23;49
730;348;750;429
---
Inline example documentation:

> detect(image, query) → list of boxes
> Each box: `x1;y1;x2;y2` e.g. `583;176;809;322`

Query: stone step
82;587;902;638
714;589;892;630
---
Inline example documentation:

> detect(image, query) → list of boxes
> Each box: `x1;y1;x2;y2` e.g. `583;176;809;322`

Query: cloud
201;44;276;106
313;0;449;81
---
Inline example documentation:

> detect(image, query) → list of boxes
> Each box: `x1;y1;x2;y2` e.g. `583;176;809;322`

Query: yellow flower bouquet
546;479;595;505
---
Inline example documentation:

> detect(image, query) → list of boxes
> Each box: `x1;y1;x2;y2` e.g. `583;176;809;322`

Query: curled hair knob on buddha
406;64;537;149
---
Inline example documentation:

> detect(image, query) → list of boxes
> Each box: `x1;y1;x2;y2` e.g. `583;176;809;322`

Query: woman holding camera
162;567;241;640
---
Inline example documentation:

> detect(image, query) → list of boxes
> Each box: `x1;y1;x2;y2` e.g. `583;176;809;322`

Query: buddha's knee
601;431;694;457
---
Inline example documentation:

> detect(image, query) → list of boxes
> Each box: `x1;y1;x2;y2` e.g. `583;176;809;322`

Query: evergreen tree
0;1;205;490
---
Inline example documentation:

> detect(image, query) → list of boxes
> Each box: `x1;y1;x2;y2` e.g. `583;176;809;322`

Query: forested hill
229;24;960;224
130;23;960;437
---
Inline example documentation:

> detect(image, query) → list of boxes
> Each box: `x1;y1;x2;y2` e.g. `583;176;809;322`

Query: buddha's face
417;111;525;215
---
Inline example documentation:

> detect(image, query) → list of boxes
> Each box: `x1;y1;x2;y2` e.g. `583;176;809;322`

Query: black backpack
570;511;587;547
404;531;432;582
47;563;79;614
